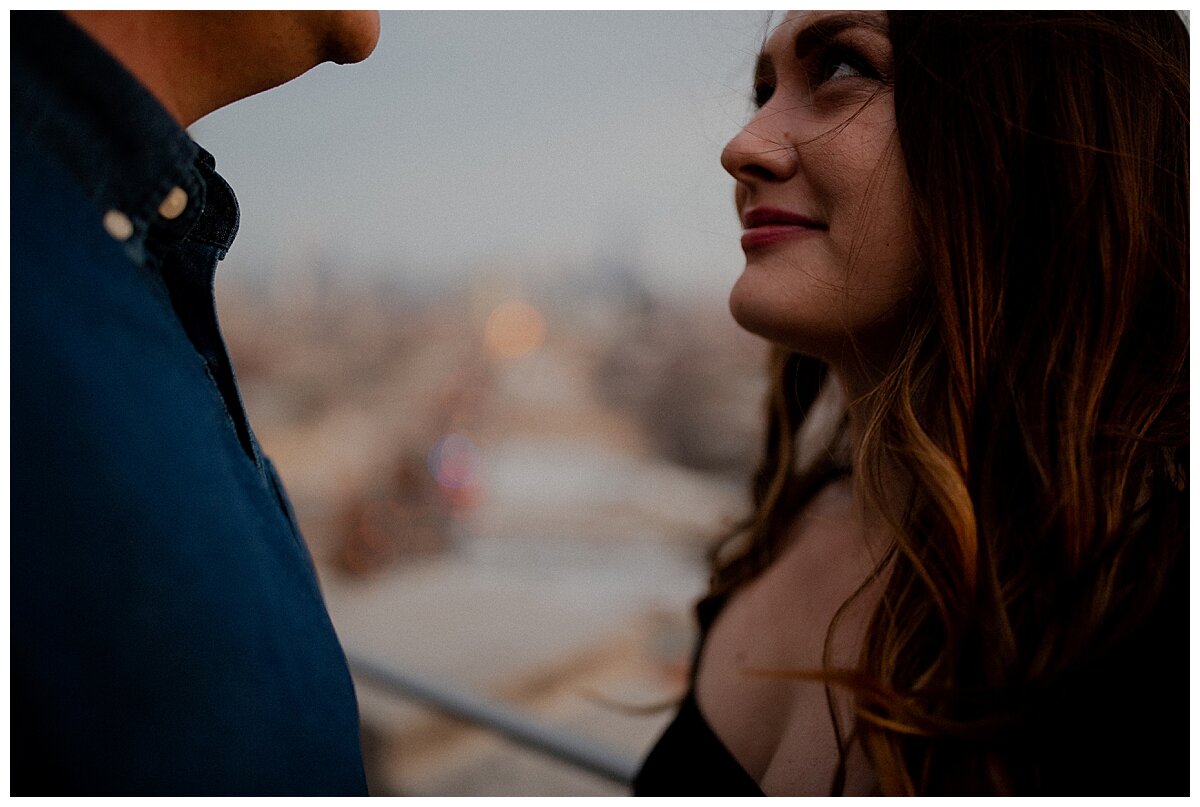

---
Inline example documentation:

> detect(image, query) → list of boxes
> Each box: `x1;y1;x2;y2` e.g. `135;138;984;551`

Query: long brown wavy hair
708;11;1189;794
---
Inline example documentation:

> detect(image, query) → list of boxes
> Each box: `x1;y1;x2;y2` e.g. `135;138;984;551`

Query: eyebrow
791;12;889;61
755;12;887;84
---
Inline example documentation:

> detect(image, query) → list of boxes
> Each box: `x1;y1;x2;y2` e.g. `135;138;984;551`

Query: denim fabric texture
11;12;368;795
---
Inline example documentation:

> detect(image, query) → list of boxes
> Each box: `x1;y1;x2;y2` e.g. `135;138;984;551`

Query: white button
157;186;188;220
102;209;134;241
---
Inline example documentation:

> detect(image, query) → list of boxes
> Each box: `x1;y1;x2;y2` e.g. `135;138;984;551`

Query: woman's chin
730;279;817;353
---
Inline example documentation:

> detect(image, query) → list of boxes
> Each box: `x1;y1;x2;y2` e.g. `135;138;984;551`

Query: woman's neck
821;369;909;544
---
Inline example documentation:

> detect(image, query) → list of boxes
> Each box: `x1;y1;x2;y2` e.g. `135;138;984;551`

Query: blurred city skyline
189;14;780;791
189;11;771;300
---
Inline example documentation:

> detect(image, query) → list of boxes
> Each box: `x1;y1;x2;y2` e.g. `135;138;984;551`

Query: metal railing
346;652;641;787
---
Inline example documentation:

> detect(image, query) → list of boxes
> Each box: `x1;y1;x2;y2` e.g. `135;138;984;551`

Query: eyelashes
754;77;774;108
812;44;881;86
752;43;884;109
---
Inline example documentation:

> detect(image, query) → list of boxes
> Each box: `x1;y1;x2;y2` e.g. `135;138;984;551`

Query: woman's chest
694;494;887;794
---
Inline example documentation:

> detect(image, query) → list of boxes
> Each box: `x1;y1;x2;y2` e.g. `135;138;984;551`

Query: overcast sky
189;11;771;300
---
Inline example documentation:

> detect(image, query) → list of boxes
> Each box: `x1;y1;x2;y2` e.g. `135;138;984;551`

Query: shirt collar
11;11;239;265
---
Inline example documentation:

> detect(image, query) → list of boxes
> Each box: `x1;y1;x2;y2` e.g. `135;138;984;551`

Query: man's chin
326;10;381;65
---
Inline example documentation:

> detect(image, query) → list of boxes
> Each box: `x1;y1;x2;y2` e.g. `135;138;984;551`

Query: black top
633;688;764;796
634;592;765;796
633;538;1189;796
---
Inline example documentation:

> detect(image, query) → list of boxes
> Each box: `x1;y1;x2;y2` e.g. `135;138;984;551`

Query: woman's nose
720;111;799;184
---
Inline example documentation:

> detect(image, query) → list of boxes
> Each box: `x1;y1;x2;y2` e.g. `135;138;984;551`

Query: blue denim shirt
11;12;367;795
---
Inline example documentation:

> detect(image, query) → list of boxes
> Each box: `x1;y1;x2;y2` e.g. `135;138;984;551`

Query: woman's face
723;11;917;364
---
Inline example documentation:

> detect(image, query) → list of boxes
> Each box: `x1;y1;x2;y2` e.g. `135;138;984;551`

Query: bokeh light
427;434;482;490
484;300;546;359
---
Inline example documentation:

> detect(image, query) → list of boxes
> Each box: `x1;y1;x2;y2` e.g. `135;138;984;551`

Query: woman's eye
753;80;775;108
813;46;878;87
826;60;864;81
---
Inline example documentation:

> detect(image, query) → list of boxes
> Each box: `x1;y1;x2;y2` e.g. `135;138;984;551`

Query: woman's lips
740;207;825;251
740;224;821;250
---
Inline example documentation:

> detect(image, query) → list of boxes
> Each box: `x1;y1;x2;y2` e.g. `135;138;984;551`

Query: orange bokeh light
484;300;546;359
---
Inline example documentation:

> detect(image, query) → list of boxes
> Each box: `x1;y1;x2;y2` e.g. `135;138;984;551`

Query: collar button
157;186;189;220
102;209;134;242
